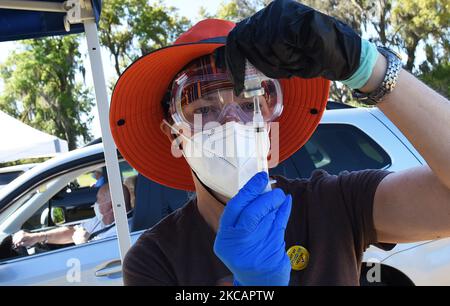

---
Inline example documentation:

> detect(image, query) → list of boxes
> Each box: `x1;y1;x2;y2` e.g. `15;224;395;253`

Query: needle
244;60;273;192
253;96;267;173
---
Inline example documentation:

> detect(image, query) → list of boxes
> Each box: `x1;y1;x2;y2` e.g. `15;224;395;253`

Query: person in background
124;175;137;209
12;184;132;247
91;168;107;188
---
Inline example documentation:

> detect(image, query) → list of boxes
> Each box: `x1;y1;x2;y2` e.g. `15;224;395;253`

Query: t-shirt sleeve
123;232;177;286
335;169;394;251
300;169;394;252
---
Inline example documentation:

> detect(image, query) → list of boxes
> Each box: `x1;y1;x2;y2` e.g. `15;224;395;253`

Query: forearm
35;226;76;244
361;53;450;189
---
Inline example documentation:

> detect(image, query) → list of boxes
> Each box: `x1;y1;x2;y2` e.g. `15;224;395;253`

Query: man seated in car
12;183;132;247
91;168;107;188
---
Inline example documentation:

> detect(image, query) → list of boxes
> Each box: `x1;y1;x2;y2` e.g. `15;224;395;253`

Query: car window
0;171;24;186
21;174;97;231
120;162;138;180
22;161;137;231
0;160;139;262
297;124;391;176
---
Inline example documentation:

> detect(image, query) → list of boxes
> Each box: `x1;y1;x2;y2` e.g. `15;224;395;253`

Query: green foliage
419;62;450;98
0;157;51;168
300;0;371;36
51;207;65;225
99;0;191;79
391;0;450;71
208;0;449;104
77;172;96;188
200;0;271;22
0;35;94;150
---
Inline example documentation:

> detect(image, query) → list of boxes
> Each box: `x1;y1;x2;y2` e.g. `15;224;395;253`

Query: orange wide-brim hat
110;19;330;191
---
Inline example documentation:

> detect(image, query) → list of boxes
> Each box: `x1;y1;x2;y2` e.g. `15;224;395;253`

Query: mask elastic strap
163;120;228;206
192;171;227;207
162;119;191;149
162;119;183;138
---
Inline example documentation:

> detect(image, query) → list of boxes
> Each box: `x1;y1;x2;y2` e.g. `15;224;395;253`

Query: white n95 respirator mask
93;202;105;225
178;121;270;199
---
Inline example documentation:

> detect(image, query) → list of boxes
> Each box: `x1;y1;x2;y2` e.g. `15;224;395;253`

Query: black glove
225;0;362;96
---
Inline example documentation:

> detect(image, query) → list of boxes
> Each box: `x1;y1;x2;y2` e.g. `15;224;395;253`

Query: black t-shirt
123;169;393;286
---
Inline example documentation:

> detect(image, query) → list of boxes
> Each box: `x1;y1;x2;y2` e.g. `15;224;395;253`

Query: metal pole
83;19;132;264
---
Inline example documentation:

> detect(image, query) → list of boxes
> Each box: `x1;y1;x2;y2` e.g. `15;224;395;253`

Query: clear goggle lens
170;73;283;132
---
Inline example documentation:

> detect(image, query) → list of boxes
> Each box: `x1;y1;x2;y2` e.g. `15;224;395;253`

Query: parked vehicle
1;104;444;286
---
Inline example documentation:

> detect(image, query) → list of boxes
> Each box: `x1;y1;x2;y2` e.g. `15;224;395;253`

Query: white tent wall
0;110;68;163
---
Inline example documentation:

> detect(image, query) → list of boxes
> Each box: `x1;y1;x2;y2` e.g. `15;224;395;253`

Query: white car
0;104;447;285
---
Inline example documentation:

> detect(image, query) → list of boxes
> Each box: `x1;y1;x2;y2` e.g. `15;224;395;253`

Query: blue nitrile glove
213;172;293;286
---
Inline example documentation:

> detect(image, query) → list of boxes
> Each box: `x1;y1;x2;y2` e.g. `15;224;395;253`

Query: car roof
0;143;106;208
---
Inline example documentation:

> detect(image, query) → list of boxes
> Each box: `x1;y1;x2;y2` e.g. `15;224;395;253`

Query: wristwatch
352;46;402;105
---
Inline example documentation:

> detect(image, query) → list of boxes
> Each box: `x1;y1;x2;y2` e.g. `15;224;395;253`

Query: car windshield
0;177;57;227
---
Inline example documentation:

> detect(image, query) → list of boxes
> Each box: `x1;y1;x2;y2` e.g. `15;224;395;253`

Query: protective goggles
169;72;283;132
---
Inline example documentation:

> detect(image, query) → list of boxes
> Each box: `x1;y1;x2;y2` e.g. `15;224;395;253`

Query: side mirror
51;207;66;225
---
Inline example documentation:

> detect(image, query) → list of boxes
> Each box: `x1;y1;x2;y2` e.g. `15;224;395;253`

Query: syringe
243;60;273;192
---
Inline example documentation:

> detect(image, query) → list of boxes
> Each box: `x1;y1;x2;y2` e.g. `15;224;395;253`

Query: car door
0;158;140;285
0;230;144;285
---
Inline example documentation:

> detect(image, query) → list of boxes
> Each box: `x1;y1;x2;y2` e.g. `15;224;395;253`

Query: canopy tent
0;0;101;42
0;0;132;265
0;110;68;163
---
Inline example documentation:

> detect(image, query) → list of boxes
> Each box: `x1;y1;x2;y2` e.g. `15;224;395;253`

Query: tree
97;0;132;79
200;0;271;22
99;0;191;79
0;35;94;150
419;62;450;98
207;0;449;103
391;0;449;72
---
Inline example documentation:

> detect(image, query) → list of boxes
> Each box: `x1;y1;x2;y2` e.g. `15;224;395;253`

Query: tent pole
83;19;132;265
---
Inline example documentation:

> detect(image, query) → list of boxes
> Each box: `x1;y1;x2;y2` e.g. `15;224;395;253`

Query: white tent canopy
0;110;68;163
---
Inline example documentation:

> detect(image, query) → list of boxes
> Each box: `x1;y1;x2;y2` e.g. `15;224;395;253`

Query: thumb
225;30;245;97
220;172;269;227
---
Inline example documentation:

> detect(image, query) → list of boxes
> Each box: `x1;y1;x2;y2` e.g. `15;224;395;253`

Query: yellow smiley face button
287;245;310;271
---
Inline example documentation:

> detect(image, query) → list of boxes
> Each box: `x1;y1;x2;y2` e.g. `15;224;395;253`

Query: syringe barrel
243;60;269;98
